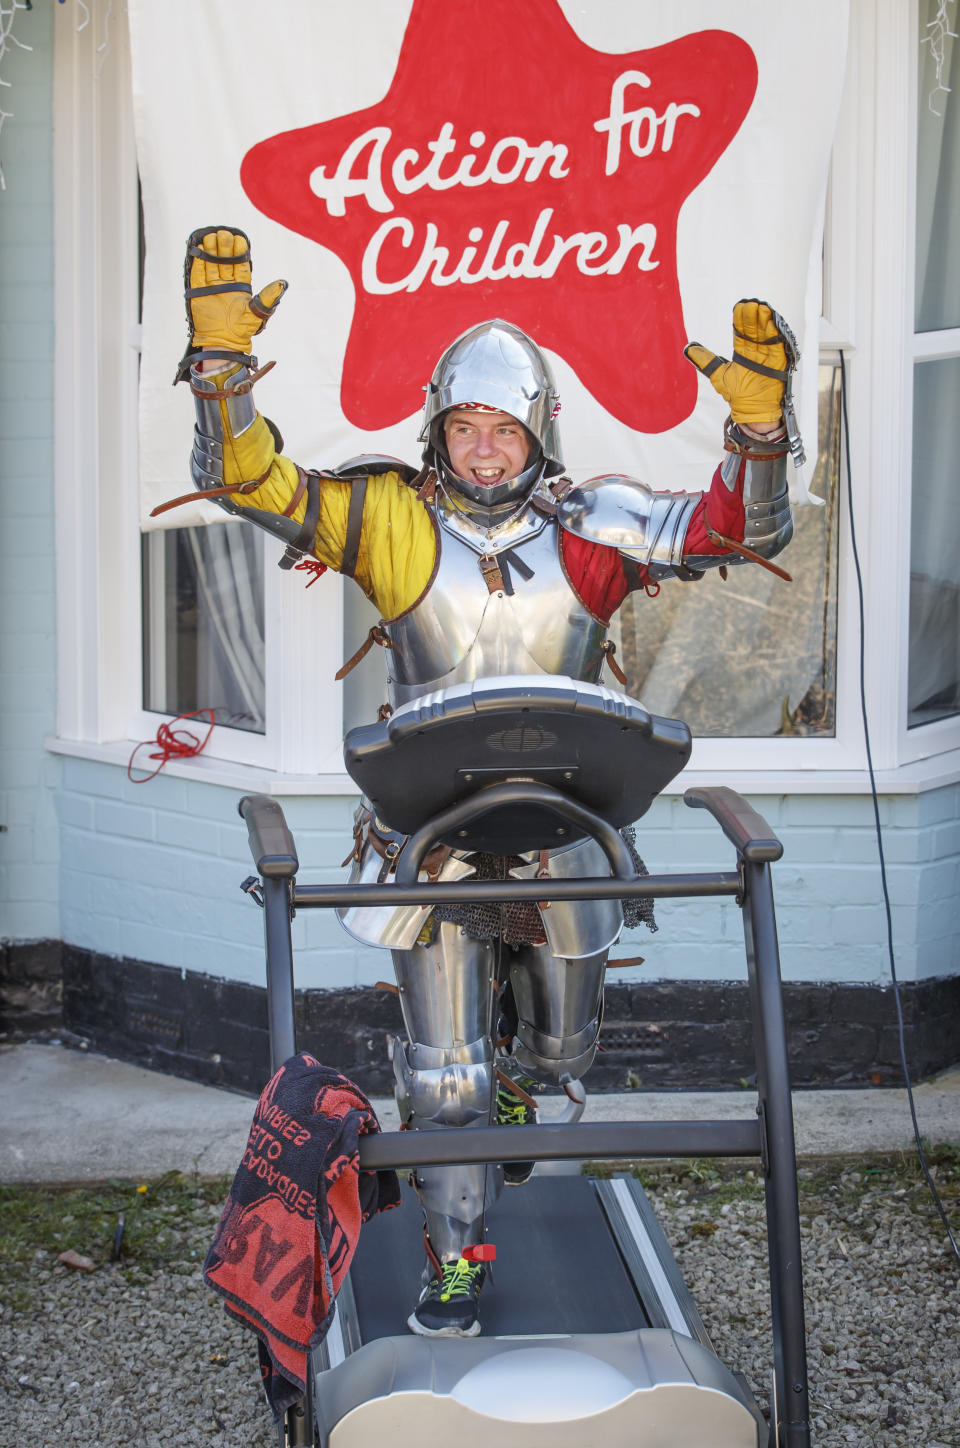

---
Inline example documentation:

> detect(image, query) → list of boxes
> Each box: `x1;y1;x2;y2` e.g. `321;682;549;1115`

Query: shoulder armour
326;454;420;483
557;474;700;571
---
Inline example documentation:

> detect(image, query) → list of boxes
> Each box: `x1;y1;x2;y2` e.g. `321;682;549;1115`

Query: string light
923;0;957;117
0;0;33;192
95;0;111;78
58;0;90;32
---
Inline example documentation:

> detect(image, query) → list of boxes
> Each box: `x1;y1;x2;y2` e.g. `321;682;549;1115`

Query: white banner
130;0;848;529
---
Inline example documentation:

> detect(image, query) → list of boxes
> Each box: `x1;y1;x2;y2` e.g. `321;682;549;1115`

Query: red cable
127;708;216;783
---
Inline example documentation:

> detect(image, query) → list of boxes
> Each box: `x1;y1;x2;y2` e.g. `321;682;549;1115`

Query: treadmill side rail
593;1176;713;1347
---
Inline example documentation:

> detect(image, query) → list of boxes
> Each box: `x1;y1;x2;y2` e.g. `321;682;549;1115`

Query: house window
908;0;960;729
141;526;266;734
616;362;841;738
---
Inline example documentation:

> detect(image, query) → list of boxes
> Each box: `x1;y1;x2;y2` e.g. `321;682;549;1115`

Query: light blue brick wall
56;755;959;990
607;785;960;986
0;3;59;942
58;758;373;988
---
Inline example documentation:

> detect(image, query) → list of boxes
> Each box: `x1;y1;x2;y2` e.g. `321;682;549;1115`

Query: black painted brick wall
0;940;62;1039
1;941;957;1098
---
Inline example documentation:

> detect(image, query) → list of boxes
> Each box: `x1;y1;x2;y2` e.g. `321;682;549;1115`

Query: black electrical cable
839;349;960;1269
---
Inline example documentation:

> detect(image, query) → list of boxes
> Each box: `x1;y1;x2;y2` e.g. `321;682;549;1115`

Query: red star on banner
241;0;756;433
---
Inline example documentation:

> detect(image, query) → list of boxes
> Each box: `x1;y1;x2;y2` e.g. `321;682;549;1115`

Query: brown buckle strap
335;623;395;681
340;810;367;868
586;638;629;687
340;476;368;579
148;472;270;520
706;525;793;582
281;472;307;518
601;639;628;686
278;468;322;571
188;359;276;400
478;554;505;593
415;469;437;503
421;843;452;880
722;416;789;460
377;840;403;883
495;1069;538;1113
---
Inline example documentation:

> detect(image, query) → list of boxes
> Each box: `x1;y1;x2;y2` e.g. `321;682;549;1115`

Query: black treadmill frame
239;781;810;1448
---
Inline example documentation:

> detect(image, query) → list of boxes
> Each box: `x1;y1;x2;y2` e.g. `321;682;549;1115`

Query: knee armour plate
512;1023;600;1084
509;946;606;1083
393;1036;494;1130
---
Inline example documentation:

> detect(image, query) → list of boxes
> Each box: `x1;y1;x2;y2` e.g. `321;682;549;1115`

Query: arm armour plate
557;431;792;580
682;428;792;572
724;430;793;558
556;476;700;579
189;363;258;501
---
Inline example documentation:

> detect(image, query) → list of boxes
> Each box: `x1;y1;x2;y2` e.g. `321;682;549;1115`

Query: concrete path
1;1041;957;1185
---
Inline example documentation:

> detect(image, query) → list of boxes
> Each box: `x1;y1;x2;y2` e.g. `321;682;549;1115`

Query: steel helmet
419;319;563;508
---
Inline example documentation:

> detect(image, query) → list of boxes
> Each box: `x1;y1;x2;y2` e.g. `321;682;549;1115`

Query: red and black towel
203;1053;400;1415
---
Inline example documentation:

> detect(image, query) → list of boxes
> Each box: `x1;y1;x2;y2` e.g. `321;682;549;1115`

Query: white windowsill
45;734;960;798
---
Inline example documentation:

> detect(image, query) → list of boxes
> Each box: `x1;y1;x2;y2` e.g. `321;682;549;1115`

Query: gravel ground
1;1151;957;1448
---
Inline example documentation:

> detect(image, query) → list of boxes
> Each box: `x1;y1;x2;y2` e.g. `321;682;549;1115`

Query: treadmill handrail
356;1118;763;1170
239;794;299;878
292;871;741;909
683;786;783;863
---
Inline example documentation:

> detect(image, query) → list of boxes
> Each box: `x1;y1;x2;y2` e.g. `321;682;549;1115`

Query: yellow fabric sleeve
214;378;436;620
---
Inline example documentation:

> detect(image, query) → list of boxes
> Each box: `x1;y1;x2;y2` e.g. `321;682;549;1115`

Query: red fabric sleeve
560;530;647;623
684;462;746;555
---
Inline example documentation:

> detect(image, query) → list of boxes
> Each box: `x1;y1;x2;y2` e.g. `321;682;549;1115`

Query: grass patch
581;1143;959;1214
0;1171;232;1311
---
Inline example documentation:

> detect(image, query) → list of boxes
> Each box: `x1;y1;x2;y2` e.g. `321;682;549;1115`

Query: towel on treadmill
203;1052;400;1416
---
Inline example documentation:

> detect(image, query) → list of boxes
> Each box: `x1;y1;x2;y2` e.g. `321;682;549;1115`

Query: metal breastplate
382;510;607;707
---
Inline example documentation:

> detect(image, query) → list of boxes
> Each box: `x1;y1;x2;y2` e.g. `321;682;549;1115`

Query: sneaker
496;1073;538;1185
407;1257;486;1337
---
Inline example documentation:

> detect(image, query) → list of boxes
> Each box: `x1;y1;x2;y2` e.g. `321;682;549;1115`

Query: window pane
343;581;390;731
616;364;841;738
141;525;266;734
916;0;960;332
908;356;960;728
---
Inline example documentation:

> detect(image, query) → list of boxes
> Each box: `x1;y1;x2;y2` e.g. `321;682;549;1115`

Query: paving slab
1;1041;957;1185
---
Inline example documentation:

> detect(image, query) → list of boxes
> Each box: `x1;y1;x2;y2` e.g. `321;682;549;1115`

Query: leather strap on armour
340;477;368;579
278;468;322;571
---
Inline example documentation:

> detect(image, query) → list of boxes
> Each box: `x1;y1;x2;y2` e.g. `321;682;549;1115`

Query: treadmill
238;676;810;1448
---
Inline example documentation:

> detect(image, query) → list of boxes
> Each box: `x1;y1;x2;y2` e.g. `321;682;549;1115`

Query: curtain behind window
142;525;266;733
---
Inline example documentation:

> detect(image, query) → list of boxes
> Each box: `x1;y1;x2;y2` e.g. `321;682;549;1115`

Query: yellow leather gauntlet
174;226;287;382
684;299;792;431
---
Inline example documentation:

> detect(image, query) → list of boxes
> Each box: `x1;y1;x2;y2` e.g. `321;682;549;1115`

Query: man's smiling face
443;408;531;490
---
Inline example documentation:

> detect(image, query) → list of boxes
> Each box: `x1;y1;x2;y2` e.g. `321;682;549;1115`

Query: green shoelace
496;1081;536;1126
438;1257;484;1303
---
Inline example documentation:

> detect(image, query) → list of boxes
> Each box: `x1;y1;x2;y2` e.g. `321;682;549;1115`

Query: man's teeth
476;468;502;478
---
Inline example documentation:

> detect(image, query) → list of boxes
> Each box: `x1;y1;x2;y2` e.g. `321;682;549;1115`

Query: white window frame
49;0;960;795
52;1;349;784
898;0;960;763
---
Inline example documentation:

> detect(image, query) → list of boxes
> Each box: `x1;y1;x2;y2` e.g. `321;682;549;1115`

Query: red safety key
462;1244;496;1262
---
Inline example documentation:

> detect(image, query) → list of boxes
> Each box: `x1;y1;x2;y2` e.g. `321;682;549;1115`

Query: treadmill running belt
350;1176;651;1341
